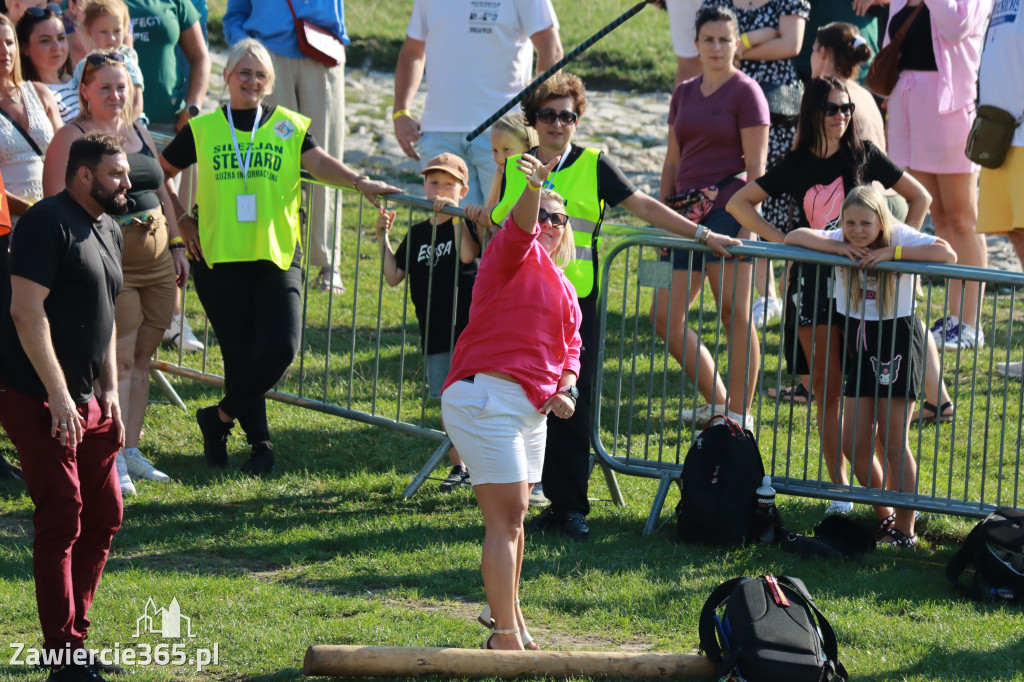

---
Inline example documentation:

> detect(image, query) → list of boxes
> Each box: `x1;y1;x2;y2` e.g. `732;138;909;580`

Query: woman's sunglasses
536;108;578;126
822;102;856;117
24;4;63;18
85;52;126;66
538;208;568;228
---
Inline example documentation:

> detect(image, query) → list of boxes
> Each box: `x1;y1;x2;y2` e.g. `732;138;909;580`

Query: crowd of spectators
0;0;1021;673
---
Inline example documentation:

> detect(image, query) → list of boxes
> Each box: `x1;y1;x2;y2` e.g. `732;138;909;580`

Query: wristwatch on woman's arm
560;385;579;404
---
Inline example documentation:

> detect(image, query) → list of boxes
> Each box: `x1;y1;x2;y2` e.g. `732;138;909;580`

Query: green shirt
124;0;201;126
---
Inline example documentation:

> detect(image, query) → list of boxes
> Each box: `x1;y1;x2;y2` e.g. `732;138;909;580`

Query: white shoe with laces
123;447;170;482
164;312;204;352
824;500;853;516
116;454;136;496
679;403;754;430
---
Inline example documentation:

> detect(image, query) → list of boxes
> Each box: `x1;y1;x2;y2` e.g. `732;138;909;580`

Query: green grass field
2;191;1024;681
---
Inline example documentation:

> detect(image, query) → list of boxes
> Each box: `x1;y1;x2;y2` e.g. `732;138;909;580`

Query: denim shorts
660;208;749;270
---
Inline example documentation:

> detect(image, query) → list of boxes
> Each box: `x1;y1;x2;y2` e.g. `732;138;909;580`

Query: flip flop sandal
876;527;918;547
766;384;813;404
911;401;954;424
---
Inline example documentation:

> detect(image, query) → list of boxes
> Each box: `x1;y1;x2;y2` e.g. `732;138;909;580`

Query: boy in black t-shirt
377;153;480;491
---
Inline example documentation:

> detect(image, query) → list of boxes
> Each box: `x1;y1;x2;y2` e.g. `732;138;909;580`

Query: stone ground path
206;51;1021;273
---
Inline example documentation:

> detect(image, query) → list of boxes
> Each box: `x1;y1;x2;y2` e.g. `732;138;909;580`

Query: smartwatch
185;103;201;117
560;385;579;404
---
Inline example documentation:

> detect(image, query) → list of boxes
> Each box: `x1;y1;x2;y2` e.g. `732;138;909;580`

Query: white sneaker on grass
679;403;754;431
115;454;136;496
164;312;204;352
529;483;549;507
123;447;170;482
751;296;783;330
996;360;1023;379
824;500;853;516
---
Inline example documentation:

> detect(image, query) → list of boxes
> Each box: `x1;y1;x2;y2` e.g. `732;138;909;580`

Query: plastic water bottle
755;475;777;545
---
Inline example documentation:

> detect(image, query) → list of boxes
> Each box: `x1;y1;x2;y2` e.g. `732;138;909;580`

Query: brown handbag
864;3;925;98
285;0;346;68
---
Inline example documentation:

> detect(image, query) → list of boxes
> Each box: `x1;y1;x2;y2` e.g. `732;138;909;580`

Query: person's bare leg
1008;228;1024;266
650;270;728;406
879;397;917;536
753;257;779;301
475;480;529;651
911;169;986;330
706;260;759;415
116;331;137;443
124;324;166;448
799;325;849;486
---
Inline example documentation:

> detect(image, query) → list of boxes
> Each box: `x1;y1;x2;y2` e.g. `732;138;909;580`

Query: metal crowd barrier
153;184;627;500
595;234;1024;535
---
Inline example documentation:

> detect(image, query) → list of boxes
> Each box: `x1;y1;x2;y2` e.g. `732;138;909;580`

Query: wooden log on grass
303;645;715;679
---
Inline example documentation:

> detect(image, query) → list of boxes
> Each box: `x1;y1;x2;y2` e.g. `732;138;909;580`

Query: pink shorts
887;71;979;175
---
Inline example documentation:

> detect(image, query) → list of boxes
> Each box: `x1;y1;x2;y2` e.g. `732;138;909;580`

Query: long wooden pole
303;645;715;679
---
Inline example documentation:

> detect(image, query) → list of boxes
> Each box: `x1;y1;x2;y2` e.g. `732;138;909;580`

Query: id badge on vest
237;194;257;222
227;104;261;223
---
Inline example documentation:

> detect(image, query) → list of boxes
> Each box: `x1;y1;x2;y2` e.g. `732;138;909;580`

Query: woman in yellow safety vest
159;38;399;476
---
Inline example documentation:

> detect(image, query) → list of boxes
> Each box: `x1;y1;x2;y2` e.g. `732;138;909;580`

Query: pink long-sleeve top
882;0;991;114
443;214;582;412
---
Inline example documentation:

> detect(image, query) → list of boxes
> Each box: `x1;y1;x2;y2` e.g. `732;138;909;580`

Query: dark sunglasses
538;208;568;228
85;51;126;66
536;108;578;126
24;4;63;18
822;102;856;117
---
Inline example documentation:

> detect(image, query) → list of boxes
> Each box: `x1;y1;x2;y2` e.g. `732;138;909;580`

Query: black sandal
767;384;813;404
877;527;918;547
911;400;954;424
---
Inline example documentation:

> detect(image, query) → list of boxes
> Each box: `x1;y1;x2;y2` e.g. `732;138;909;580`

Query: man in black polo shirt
0;132;128;682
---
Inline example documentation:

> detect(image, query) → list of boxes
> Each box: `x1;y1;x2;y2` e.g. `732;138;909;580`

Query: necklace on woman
1;85;20;104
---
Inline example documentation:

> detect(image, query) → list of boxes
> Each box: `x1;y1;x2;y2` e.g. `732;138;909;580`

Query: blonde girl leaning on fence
786;186;955;547
463;112;537;250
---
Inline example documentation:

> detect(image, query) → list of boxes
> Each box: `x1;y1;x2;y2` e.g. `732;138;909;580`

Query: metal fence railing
595;234;1024;534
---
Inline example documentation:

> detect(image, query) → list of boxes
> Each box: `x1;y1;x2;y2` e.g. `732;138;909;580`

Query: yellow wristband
527;181;542;191
392;109;411;121
169;236;184;246
895;245;903;260
741;32;752;50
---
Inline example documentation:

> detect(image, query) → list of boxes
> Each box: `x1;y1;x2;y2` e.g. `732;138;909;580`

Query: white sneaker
123;447;170;482
996;360;1023;379
316;267;346;295
751;296;783;330
164;312;204;352
679;403;725;427
942;321;984;351
679;404;754;430
930;316;957;346
116;454;136;496
529;482;549;507
824;500;853;516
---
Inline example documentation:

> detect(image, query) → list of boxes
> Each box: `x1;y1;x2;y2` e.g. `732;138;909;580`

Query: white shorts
667;0;701;58
441;374;546;485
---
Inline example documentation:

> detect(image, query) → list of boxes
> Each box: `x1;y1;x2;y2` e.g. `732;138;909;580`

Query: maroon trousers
0;382;122;656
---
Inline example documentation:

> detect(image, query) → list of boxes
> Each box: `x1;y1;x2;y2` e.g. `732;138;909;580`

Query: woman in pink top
442;153;582;651
880;0;991;351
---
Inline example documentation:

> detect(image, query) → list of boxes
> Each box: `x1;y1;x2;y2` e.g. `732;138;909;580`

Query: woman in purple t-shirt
653;5;769;430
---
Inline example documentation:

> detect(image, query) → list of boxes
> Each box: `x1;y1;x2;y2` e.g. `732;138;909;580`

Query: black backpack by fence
676;415;765;545
699;575;849;682
946;507;1024;604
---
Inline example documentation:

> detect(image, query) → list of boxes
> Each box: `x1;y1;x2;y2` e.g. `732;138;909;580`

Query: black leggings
192;259;302;444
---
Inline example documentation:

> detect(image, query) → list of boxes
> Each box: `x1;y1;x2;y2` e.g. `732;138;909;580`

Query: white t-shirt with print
407;0;558;132
980;0;1024;147
823;223;936;320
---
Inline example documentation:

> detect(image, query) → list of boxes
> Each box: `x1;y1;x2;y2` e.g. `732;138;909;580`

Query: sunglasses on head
538;208;567;228
822;102;856;117
85;52;126;66
24;4;63;18
536;108;578;126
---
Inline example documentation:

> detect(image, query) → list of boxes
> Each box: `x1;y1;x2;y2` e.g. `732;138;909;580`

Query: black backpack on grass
699;574;848;682
946;507;1024;604
676;415;765;545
